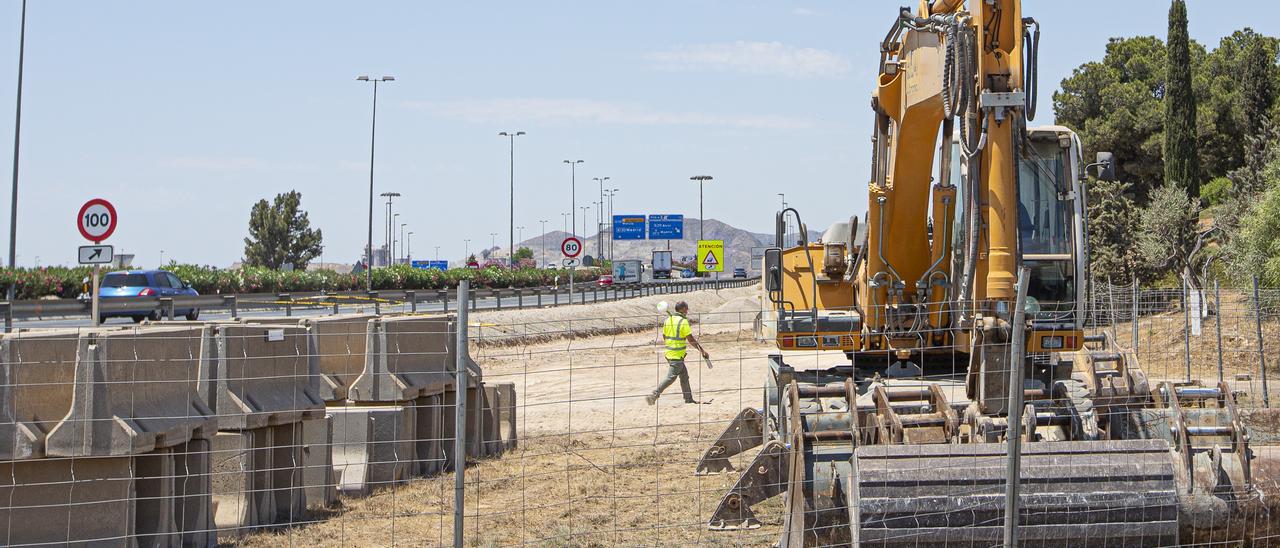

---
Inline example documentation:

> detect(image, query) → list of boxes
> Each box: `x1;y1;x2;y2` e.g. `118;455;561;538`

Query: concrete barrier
349;316;455;402
0;456;136;546
301;414;338;508
200;324;325;430
330;405;416;496
211;423;307;534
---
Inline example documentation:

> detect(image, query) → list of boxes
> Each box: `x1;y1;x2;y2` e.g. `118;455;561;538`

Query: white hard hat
656;301;669;314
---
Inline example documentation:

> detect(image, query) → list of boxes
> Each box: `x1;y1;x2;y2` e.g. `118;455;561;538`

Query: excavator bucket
851;440;1180;546
696;407;765;475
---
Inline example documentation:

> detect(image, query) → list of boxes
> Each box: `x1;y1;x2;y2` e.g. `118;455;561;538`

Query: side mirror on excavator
764;248;783;295
1093;151;1117;182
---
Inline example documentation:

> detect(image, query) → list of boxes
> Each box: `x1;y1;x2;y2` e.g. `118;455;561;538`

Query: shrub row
0;264;604;299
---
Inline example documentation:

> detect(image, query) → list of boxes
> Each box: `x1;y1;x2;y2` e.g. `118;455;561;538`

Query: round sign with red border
77;198;117;243
561;236;582;258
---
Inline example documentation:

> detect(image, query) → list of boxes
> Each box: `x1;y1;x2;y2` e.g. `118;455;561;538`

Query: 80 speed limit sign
561;236;582;258
77;198;117;243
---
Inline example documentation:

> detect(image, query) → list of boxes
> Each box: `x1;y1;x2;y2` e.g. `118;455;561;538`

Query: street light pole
500;131;525;266
380;191;400;266
690;175;714;241
7;0;27;311
358;74;394;291
778;192;788;245
607;188;619;262
593;176;609;258
407;231;413;262
539;219;548;266
464;239;470;261
434;245;440;261
489;232;497;258
399;222;406;263
563;160;584;237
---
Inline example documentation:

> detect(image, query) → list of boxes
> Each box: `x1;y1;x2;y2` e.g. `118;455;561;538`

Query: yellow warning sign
697;240;724;272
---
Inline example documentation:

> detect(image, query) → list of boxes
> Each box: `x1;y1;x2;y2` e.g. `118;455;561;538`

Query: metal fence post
161;297;174;321
371;291;381;315
440;289;449;313
224;295;238;319
453;280;470;547
1255;275;1270;407
1214;280;1225;384
408;290;417;313
281;293;292;317
332;299;340;315
1004;267;1032;548
1183;280;1192;382
495;289;502;311
516;288;523;309
470;289;477;311
1131;277;1139;354
2;301;9;333
537;288;542;307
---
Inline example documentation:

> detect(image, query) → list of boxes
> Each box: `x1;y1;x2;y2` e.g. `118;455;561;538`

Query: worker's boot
646;394;657;405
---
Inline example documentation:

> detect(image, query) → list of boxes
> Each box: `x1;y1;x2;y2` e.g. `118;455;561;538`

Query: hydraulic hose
1022;17;1040;121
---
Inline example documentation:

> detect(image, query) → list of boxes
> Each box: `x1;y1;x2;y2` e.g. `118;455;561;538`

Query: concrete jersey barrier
1;326;216;460
199;324;325;430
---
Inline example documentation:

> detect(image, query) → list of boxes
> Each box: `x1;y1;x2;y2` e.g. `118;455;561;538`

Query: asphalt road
10;284;661;329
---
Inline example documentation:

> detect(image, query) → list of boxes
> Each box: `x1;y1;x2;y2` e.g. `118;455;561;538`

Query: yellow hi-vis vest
663;314;692;360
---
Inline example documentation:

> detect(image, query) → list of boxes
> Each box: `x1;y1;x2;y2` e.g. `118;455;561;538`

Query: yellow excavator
696;1;1280;545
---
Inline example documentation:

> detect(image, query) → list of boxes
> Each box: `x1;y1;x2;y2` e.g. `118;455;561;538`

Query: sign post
78;198;118;326
696;239;724;276
561;237;582;305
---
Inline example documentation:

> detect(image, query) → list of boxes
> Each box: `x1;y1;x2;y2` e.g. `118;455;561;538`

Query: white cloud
644;41;849;78
792;8;817;16
402;98;816;130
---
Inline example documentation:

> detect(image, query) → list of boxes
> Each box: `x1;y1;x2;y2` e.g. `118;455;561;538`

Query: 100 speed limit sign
77;198;118;243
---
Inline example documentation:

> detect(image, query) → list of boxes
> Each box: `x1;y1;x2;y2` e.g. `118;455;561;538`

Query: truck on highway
611;259;642;284
651;250;672;279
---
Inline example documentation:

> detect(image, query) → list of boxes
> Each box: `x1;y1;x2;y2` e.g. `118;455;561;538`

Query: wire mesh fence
4;278;1280;546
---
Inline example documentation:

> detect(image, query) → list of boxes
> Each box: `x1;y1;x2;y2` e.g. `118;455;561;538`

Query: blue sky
0;1;1275;267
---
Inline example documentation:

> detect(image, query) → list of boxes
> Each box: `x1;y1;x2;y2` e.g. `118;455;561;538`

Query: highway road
9;283;663;329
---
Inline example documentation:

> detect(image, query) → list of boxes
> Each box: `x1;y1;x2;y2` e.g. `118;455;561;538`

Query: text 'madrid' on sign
611;215;646;240
648;214;684;240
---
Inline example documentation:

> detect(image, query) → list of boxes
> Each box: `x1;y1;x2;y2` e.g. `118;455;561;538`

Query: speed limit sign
77;198;117;243
561;236;582;258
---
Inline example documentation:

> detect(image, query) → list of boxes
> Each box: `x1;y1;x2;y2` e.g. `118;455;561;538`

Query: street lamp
561;212;569;235
489;232;497;259
399;221;406;263
778;193;788;245
563;160;584;237
434;245;440;261
517;225;525;251
464;239;470;260
380;192;400;266
500;131;526;266
407;231;413;262
690;175;714;241
580;205;591;246
593;176;610;257
6;0;28;313
607;188;619;262
358;74;395;290
538;219;548;266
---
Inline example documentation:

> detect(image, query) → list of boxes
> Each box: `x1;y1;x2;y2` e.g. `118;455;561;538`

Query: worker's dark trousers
652;358;695;402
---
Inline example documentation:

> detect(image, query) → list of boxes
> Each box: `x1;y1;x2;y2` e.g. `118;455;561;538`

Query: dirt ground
234;287;1280;547
237;294;788;547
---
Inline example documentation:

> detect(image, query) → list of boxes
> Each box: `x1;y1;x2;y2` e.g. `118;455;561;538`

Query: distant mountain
487;217;823;271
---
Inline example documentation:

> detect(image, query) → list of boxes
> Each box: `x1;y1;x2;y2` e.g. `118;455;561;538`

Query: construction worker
647;301;710;405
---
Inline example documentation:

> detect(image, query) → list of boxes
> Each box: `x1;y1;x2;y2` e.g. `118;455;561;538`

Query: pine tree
243;191;324;269
1240;38;1276;138
1164;0;1201;197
